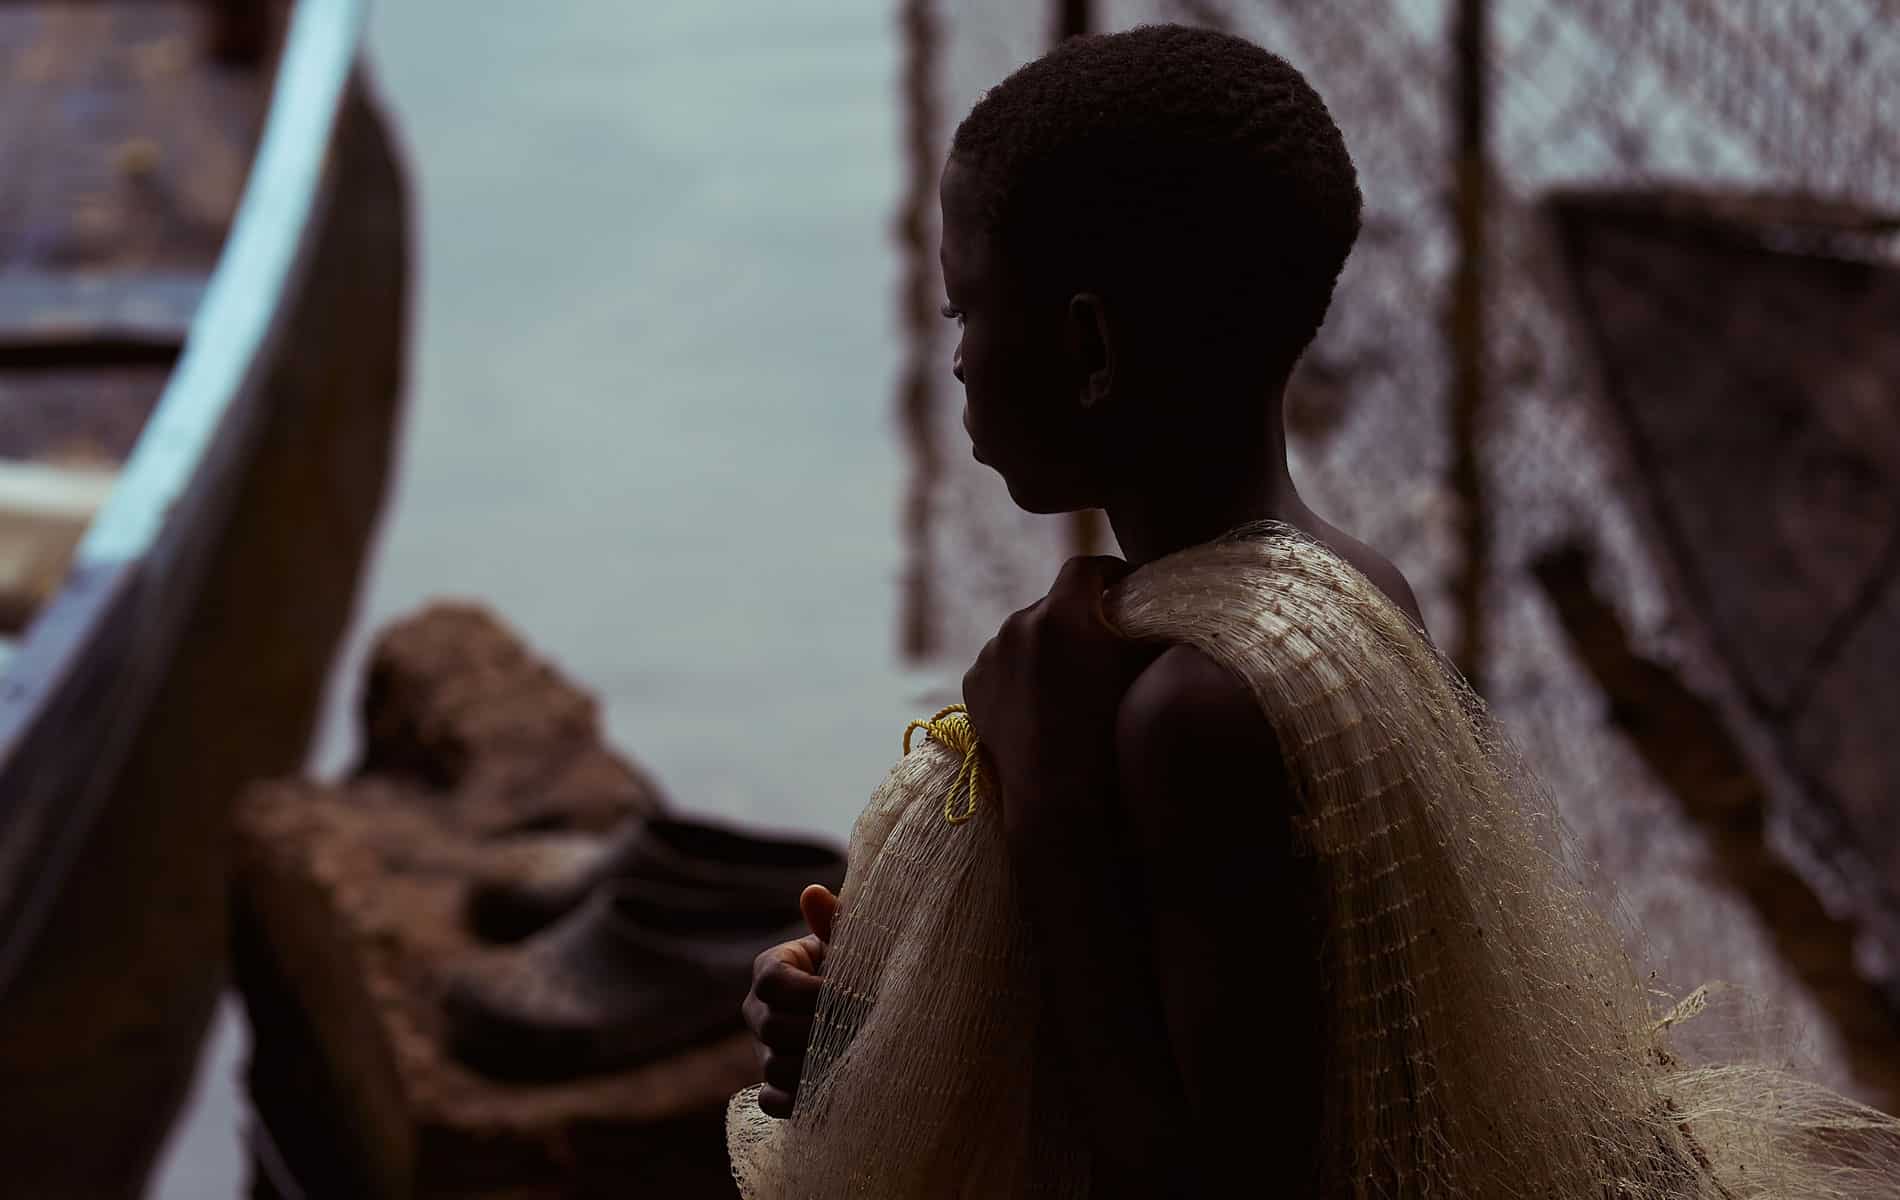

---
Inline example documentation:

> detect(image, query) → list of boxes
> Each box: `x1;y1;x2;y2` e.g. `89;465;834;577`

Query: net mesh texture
730;525;1900;1197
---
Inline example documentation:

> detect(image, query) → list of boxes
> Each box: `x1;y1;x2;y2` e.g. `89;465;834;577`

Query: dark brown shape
233;604;751;1197
358;603;668;838
468;814;844;944
445;879;801;1084
1548;187;1900;1010
1534;542;1900;1109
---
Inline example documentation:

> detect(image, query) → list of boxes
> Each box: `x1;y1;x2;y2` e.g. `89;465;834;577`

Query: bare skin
744;155;1423;1190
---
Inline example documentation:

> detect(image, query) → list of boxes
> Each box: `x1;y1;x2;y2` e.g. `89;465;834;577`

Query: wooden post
1052;0;1091;43
1053;0;1108;559
897;0;943;662
1448;0;1490;692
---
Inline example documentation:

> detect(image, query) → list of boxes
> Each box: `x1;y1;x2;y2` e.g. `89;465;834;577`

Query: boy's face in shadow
939;157;1102;515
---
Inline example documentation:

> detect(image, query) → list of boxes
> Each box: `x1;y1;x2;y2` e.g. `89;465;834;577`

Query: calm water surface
151;2;935;1192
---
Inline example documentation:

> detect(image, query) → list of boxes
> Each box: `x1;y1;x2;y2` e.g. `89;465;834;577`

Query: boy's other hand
744;884;838;1117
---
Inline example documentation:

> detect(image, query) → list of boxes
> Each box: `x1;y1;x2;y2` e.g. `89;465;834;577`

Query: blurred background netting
897;0;1900;1105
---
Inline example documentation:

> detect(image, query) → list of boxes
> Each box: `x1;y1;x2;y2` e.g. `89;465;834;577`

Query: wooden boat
0;0;407;1191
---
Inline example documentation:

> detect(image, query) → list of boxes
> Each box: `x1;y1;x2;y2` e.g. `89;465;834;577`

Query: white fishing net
728;524;1900;1197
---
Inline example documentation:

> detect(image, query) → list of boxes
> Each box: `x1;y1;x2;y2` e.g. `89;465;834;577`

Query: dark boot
441;878;798;1083
466;815;843;942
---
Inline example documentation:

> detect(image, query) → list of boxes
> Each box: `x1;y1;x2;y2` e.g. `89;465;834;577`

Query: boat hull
0;2;408;1191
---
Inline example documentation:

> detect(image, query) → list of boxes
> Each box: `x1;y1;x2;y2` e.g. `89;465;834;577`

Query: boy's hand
962;555;1163;849
743;883;838;1117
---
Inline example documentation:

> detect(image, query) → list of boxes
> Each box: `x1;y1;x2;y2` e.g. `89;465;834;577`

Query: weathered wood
0;63;399;1197
1534;542;1900;1109
0;270;204;368
0;363;170;462
0;459;117;629
1547;187;1900;1011
1447;0;1492;690
0;2;267;276
234;604;749;1200
0;1;267;467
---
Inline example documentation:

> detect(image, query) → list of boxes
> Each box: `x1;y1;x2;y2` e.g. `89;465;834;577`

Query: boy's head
941;24;1360;513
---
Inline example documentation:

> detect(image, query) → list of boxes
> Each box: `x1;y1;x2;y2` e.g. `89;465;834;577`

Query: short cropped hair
950;24;1361;382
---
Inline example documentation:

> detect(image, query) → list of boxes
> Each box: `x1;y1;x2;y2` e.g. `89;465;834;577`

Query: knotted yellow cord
901;703;987;824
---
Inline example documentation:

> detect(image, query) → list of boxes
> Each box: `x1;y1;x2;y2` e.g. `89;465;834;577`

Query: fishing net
727;524;1900;1197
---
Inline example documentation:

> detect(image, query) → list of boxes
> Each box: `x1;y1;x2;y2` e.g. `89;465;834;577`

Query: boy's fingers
757;1012;814;1053
794;932;827;971
761;1050;804;1093
753;937;819;983
1050;555;1137;637
754;957;824;1008
1052;554;1133;602
1052;554;1133;595
800;884;839;943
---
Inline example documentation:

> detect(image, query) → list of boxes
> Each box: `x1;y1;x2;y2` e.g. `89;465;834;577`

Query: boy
744;24;1900;1200
746;25;1409;1193
744;25;1900;1192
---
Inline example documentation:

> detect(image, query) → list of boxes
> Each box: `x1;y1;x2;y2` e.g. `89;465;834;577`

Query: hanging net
728;524;1900;1197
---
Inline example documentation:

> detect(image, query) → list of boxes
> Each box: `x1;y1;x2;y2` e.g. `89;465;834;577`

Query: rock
357;602;667;837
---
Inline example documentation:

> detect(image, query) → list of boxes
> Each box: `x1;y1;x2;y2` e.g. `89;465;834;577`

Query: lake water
151;1;941;1192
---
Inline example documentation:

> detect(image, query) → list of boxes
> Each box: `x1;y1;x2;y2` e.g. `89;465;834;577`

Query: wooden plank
0;270;204;368
0;364;169;464
0;459;116;630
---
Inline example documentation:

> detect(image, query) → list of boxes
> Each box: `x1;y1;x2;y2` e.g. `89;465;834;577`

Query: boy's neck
1103;418;1311;568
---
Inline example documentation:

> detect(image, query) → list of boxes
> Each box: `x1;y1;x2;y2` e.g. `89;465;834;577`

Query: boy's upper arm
1113;643;1308;1115
1114;643;1293;902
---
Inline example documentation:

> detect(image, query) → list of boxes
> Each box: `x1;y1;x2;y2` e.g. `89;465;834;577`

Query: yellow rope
901;703;987;824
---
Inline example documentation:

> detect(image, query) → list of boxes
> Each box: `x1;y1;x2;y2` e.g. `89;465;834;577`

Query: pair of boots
442;816;843;1083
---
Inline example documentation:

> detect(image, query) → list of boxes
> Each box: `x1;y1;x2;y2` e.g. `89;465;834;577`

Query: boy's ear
1067;291;1115;409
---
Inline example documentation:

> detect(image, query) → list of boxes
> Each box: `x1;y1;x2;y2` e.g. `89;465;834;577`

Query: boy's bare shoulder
1114;644;1287;802
1118;644;1257;739
1112;644;1296;895
1110;518;1423;817
1306;521;1427;632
